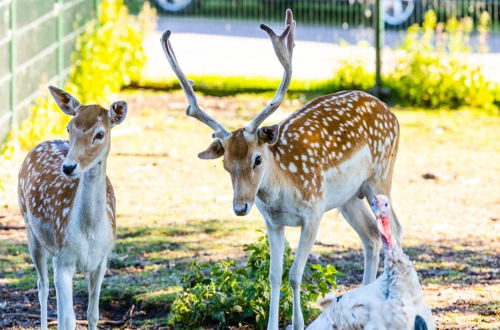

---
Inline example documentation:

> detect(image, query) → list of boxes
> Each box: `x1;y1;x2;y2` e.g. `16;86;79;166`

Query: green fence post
94;0;100;25
57;0;64;86
374;0;384;97
9;0;16;128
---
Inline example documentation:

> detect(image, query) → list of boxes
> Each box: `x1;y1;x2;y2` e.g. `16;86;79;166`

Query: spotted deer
17;86;127;330
160;9;402;330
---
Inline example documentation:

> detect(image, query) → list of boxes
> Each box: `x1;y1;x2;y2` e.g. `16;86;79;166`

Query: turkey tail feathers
414;315;428;330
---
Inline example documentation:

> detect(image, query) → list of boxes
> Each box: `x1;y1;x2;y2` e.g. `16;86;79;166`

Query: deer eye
253;155;262;169
94;131;105;141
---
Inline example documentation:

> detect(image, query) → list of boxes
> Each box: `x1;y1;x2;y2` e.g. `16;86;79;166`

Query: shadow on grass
0;218;252;328
433;300;499;317
1;226;497;328
320;240;498;287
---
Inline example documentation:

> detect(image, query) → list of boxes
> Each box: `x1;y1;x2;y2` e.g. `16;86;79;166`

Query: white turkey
307;195;435;330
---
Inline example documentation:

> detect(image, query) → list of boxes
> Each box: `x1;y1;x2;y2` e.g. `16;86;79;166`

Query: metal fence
0;0;98;142
151;0;500;31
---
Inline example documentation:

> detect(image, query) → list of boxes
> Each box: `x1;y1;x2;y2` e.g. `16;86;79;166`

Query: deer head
161;10;295;215
48;86;127;178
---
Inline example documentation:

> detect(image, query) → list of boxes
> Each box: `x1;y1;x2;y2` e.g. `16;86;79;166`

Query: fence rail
0;0;98;142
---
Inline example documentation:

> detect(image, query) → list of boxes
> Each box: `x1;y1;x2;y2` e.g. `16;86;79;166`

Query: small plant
168;232;337;329
387;10;495;109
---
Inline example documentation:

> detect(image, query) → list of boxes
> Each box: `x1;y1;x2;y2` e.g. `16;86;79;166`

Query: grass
0;89;499;328
129;74;352;100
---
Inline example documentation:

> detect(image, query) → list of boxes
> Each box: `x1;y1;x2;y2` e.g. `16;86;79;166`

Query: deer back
270;91;399;200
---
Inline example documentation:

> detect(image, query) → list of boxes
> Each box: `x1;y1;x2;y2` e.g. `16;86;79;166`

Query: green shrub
168;232;337;329
387;10;495;109
15;96;69;150
5;0;154;152
329;59;374;91
66;0;154;104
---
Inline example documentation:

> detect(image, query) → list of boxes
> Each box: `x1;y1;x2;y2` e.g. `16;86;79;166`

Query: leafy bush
329;59;374;91
168;232;337;329
5;0;154;152
66;0;154;104
386;10;495;109
15;96;69;151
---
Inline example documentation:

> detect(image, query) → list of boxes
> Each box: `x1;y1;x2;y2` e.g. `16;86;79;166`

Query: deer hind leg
87;259;107;330
27;228;49;330
289;216;322;330
340;197;381;284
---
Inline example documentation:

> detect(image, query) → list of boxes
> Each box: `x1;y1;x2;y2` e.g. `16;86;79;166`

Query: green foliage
66;0;154;104
15;96;70;150
478;11;490;53
329;59;374;91
387;10;495;109
4;0;154;152
168;232;337;329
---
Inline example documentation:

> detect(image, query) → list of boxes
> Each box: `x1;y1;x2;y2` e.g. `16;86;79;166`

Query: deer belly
25;215;58;255
323;146;372;210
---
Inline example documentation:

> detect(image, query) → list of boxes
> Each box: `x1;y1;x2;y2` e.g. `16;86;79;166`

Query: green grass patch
135;286;182;311
130;74;367;99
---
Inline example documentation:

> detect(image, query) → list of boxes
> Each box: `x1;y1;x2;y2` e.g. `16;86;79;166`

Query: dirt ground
0;90;499;329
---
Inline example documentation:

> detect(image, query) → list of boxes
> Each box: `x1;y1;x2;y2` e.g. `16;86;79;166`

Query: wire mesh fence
150;0;500;31
0;0;97;142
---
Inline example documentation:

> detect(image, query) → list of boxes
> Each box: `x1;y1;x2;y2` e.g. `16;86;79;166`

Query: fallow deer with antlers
160;9;402;330
18;86;127;330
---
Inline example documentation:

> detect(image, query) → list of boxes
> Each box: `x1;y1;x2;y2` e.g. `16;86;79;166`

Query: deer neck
257;146;290;204
72;160;108;231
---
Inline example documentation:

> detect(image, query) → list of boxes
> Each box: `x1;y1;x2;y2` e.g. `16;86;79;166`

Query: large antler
245;9;295;133
160;31;230;139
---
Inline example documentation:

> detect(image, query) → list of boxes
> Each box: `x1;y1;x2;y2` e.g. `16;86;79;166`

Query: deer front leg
87;259;107;330
53;258;76;330
266;222;285;330
289;218;321;330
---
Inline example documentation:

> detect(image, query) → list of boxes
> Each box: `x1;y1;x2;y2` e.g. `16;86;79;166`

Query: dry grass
0;90;498;329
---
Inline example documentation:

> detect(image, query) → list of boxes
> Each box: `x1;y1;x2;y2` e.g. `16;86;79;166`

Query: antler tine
245;9;295;134
160;30;230;139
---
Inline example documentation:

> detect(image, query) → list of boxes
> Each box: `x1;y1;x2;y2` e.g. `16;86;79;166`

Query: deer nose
62;164;77;176
233;202;248;216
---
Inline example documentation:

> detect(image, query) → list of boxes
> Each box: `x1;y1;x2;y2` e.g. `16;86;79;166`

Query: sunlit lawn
0;90;498;328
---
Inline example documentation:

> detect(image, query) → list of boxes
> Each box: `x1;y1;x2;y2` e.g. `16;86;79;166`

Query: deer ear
110;101;128;126
48;86;81;116
257;124;279;145
198;139;224;159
